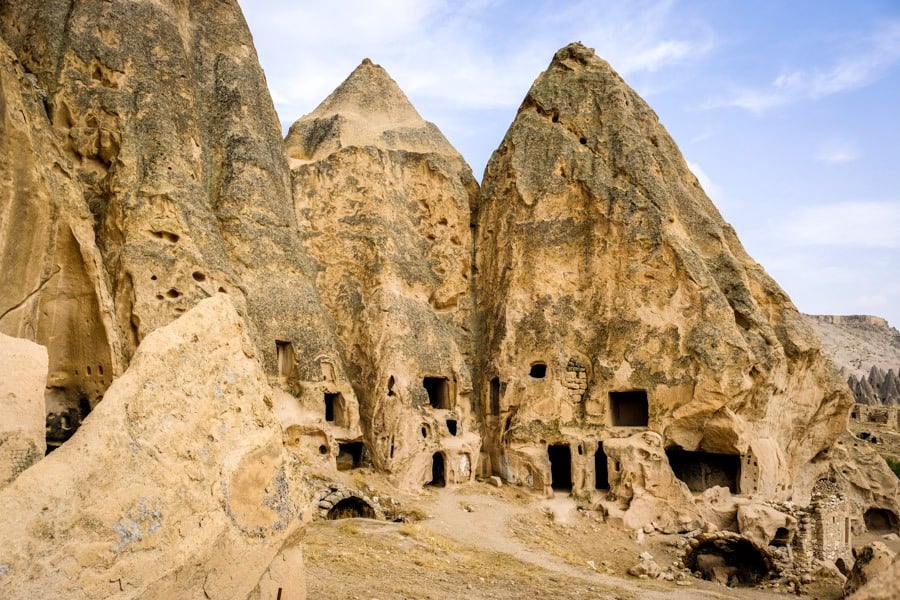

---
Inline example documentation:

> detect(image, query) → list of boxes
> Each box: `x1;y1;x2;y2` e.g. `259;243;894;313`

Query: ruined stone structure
0;1;898;596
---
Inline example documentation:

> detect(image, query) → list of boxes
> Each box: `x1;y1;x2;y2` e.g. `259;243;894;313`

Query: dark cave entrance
609;390;648;426
666;447;741;493
548;444;572;490
428;452;446;487
595;443;609;489
336;442;364;471
864;508;899;533
685;538;773;587
327;496;375;520
424;376;451;409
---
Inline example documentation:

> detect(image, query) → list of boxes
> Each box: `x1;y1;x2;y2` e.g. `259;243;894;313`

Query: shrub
885;456;900;479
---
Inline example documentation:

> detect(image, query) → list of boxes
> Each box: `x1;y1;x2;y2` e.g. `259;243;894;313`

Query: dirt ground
303;481;834;599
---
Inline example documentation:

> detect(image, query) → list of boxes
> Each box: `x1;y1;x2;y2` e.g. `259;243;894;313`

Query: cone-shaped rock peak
286;58;456;163
288;59;479;484
475;42;858;520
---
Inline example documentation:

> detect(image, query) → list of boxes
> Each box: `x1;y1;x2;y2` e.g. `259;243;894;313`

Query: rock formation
0;1;898;595
0;0;359;457
849;367;900;405
0;334;47;488
286;59;480;488
0;295;308;599
473;42;871;524
805;314;900;380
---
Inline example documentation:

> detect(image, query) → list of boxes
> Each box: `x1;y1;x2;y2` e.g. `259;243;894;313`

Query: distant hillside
805;314;900;379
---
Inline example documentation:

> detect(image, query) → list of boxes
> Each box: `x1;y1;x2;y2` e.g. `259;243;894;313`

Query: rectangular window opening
490;377;500;416
595;443;609;490
446;419;458;436
423;376;451;409
609;390;649;427
666;447;741;494
275;340;294;378
337;442;364;471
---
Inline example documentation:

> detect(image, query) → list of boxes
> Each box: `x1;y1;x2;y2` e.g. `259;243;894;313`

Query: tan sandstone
0;294;307;599
0;333;47;488
287;59;480;489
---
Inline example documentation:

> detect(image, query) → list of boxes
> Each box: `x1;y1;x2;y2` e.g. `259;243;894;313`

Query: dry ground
303;481;831;599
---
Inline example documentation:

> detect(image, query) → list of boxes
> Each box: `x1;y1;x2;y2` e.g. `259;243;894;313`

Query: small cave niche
771;527;791;547
428;452;446;487
336;442;365;471
275;340;295;378
609;390;648;426
446;419;458;436
667;448;741;494
529;363;547;379
685;538;773;587
324;392;344;426
490;376;501;416
327;496;375;520
548;444;572;491
387;375;395;397
595;443;609;490
423;376;451;409
421;424;430;439
864;508;899;533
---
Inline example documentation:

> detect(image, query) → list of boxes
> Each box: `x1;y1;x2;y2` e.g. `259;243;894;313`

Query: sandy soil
304;482;819;599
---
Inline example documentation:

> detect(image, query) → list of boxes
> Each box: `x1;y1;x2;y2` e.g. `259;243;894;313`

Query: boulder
0;334;48;488
848;555;900;600
737;503;797;548
0;295;308;599
844;542;896;597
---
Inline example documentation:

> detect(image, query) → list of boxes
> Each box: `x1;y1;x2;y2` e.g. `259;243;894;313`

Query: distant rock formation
805;314;900;379
849;366;900;405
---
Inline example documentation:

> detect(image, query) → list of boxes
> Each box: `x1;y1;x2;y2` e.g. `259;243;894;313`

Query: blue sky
239;0;900;328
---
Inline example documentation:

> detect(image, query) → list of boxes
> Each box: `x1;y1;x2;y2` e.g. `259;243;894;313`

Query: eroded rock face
0;333;47;488
474;43;853;507
287;60;480;487
0;295;308;599
0;0;355;436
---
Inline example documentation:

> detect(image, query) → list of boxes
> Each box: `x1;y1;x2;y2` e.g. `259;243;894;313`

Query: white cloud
815;139;861;164
686;160;723;203
707;20;900;113
775;201;900;248
240;0;716;121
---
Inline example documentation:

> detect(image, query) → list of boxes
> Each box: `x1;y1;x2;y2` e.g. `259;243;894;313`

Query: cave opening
548;444;572;490
666;447;741;494
327;496;375;520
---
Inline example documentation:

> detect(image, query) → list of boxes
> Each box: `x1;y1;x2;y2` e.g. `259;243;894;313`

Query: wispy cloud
241;0;715;119
686;160;723;204
815;139;862;164
775;201;900;248
707;20;900;113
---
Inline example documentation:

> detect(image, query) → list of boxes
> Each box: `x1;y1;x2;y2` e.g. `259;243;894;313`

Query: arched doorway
428;452;446;487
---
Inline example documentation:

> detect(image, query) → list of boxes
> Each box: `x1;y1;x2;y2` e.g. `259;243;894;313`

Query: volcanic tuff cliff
286;60;480;486
473;43;886;518
0;1;898;596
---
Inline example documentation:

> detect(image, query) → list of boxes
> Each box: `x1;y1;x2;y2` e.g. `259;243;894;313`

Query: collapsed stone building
0;0;898;597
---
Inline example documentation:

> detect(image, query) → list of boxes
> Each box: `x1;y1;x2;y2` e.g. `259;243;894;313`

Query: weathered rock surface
287;59;480;487
848;553;900;600
0;333;47;488
474;42;853;507
737;503;796;548
844;541;896;597
0;295;308;599
0;0;354;432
